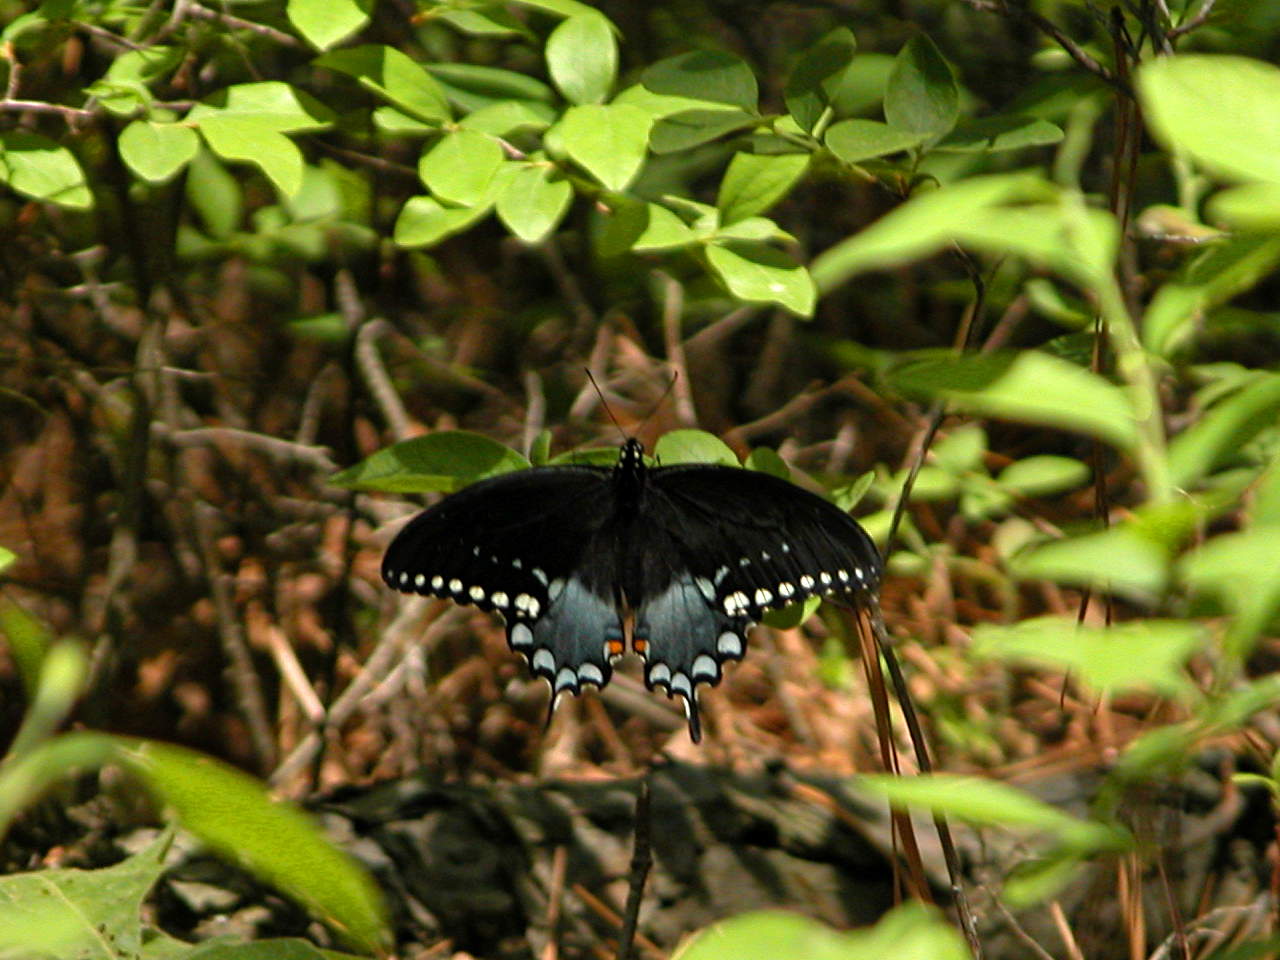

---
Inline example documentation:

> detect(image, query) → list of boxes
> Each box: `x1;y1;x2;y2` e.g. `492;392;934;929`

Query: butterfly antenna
585;368;627;441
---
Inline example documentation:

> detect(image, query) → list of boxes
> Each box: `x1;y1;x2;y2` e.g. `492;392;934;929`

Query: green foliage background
4;0;1280;957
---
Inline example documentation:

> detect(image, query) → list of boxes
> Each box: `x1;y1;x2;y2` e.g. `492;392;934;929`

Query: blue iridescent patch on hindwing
506;574;621;705
634;574;751;743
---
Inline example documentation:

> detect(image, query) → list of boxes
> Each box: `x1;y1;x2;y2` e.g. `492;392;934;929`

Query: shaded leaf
887;350;1139;451
936;115;1063;152
316;45;451;123
884;33;958;137
785;27;857;134
716;152;808;224
330;431;530;492
642;50;758;111
972;617;1204;700
825;119;923;164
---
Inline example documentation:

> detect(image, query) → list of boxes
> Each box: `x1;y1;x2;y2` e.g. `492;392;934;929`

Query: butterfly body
383;438;881;741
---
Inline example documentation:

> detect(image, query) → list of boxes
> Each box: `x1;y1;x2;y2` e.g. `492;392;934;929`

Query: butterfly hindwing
634;463;882;739
382;466;623;699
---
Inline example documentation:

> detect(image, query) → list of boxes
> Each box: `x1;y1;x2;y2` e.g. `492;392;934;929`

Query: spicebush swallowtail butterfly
382;437;881;741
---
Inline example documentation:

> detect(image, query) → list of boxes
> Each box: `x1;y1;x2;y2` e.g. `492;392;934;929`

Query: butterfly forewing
382;437;882;743
381;466;624;695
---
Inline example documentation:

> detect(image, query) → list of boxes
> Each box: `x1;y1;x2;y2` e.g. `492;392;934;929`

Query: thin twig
156;425;338;473
540;845;569;960
959;0;1127;95
616;776;653;960
194;500;277;769
657;273;698;427
183;2;302;46
355;320;415;443
1167;0;1216;40
871;604;984;958
0;98;97;121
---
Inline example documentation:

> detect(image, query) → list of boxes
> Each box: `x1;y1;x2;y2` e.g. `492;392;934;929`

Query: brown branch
182;2;302;47
959;0;1128;95
1167;0;1216;40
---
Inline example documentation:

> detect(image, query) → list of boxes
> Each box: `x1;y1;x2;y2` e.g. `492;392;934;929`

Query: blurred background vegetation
4;0;1280;957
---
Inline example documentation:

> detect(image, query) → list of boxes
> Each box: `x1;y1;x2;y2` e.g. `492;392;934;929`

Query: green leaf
508;0;602;18
1208;182;1280;230
460;100;556;136
884;33;959;138
678;904;969;960
1138;55;1280;184
118;120;199;183
642;50;758;111
716;152;809;225
861;773;1129;850
996;456;1089;497
0;732;119;837
556;103;652;191
810;172;1049;292
887;350;1139;452
5;641;87;761
186;938;358;959
824;119;924;164
91;45;182;115
426;63;555;112
545;12;616;104
1010;525;1169;600
316;45;451;123
1144;235;1280;356
434;6;530;38
1181;529;1280;658
828;53;895;118
186;149;242;239
0;546;13;574
951;201;1118;290
936;115;1064;153
0;830;170;959
288;0;370;49
0;131;92;209
1168;373;1280;487
419;128;503;205
187;82;335;132
114;740;388;953
649;108;759;154
392;196;491;248
496;164;573;243
598;198;696;256
196;116;304;197
972;617;1204;701
714;216;795;243
614;82;741;118
0;599;53;699
329;431;530;492
654;430;739;466
932;423;987;473
706;242;817;317
784;27;858;134
744;447;791;479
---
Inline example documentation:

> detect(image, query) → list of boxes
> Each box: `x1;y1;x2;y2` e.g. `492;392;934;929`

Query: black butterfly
382;437;881;742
